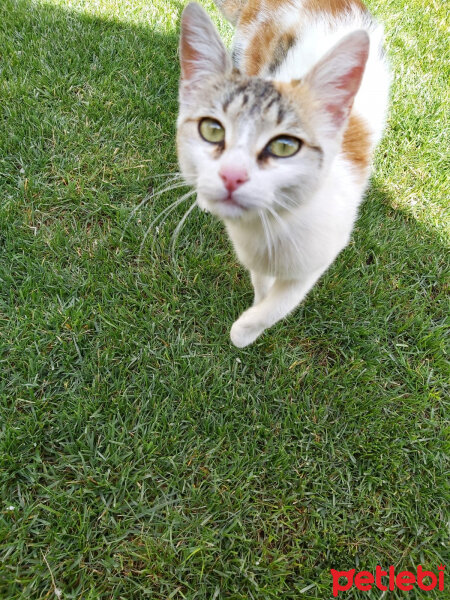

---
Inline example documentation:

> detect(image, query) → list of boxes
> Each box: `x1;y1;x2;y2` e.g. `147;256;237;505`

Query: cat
176;0;390;347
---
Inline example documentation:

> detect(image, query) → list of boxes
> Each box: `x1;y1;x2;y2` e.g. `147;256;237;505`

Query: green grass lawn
0;0;448;598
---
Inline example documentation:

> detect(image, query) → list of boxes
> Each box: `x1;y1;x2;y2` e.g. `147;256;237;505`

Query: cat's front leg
230;270;324;348
250;271;274;305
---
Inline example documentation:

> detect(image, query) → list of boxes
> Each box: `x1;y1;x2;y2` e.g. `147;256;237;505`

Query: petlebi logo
330;565;445;597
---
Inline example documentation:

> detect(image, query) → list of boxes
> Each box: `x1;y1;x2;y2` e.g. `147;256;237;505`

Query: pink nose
219;166;249;193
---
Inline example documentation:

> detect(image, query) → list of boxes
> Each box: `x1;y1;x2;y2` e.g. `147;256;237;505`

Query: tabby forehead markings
276;106;286;125
222;79;286;118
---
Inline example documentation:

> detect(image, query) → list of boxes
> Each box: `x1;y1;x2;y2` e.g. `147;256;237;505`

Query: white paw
230;310;265;348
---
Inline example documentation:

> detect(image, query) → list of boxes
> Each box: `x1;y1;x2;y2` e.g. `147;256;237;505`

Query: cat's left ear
304;30;370;131
179;3;231;93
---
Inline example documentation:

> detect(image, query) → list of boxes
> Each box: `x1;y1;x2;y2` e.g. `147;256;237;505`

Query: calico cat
176;0;390;347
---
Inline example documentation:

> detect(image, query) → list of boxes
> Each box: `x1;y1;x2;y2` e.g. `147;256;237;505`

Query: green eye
199;118;225;144
266;136;302;158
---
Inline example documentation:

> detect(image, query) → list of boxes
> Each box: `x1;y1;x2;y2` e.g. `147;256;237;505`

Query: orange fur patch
304;0;366;16
238;1;299;75
218;0;248;24
242;5;298;77
342;113;372;178
265;0;296;8
273;81;313;104
239;0;261;26
239;0;368;76
245;21;278;75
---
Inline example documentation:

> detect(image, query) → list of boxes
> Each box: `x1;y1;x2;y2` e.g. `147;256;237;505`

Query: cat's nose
219;166;249;193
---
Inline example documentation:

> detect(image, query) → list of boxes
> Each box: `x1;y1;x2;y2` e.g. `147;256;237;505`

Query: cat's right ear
303;30;370;132
180;3;231;94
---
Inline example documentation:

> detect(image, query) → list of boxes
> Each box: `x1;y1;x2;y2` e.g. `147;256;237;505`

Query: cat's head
177;3;369;221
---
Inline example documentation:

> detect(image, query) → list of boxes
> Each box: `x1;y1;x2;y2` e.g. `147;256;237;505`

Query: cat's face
177;73;324;220
177;3;369;221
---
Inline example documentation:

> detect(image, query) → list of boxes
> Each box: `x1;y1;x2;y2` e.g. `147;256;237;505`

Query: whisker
137;190;196;264
151;179;188;197
149;189;196;230
259;210;274;272
147;177;187;198
170;200;198;263
265;205;301;254
149;172;183;179
120;180;189;242
265;212;276;271
273;193;297;214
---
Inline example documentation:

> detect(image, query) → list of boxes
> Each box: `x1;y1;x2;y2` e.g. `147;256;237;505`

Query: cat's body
177;1;390;347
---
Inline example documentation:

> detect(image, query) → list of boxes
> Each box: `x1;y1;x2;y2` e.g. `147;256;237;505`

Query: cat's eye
265;136;302;158
199;118;225;144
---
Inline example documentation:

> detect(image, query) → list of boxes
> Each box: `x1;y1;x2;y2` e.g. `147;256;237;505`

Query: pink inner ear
179;3;230;89
337;63;366;95
326;63;366;125
180;33;199;81
307;30;370;129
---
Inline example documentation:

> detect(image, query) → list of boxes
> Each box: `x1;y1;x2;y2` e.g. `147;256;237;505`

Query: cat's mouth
211;192;249;219
197;189;249;218
222;192;245;209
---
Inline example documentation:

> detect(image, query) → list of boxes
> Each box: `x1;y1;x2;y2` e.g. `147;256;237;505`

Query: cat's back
228;1;368;74
221;0;390;141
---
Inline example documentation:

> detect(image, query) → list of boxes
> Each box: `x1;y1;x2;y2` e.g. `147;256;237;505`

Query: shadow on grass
0;2;448;600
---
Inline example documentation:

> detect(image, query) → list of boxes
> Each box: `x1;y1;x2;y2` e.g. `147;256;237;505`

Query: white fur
271;12;390;143
178;3;390;347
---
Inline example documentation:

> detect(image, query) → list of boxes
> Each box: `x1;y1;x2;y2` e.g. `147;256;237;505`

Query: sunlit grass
0;1;448;598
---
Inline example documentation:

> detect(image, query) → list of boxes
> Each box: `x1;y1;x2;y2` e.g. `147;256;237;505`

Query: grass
0;0;448;598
